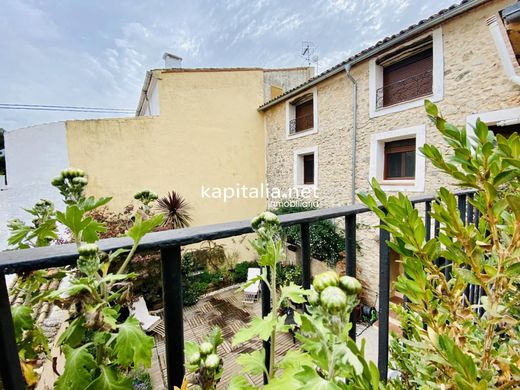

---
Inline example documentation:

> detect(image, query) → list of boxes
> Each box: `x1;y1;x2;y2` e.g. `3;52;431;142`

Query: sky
0;0;457;130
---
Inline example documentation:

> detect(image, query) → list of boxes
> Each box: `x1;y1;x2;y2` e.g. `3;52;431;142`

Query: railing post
345;215;357;340
378;223;390;382
301;223;311;290
425;201;432;241
160;246;185;389
261;275;271;385
0;274;25;390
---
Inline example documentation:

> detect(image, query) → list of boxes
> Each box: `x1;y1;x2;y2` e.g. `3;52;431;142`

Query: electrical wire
0;103;134;114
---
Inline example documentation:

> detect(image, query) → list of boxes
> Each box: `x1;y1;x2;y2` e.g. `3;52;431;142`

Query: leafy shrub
360;100;520;389
276;263;303;286
273;204;345;266
232;261;258;283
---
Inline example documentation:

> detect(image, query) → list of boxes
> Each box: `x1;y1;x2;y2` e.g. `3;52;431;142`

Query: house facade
260;0;520;304
0;67;312;251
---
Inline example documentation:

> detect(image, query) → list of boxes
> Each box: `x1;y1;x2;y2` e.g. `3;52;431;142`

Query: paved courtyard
150;287;379;389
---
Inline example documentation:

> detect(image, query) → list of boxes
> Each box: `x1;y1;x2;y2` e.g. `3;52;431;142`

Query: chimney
162;52;183;68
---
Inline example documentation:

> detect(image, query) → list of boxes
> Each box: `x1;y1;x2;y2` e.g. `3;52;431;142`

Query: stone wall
264;0;520;305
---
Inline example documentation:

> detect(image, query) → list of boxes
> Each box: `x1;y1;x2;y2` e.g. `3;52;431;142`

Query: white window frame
293;146;318;188
369;28;444;118
285;88;318;140
369;125;426;192
466;107;520;134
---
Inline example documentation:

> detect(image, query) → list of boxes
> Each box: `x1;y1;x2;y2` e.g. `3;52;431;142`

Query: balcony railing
289;113;314;135
0;189;478;389
376;70;433;109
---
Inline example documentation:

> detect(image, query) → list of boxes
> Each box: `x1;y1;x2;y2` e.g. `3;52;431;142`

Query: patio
149;287;379;389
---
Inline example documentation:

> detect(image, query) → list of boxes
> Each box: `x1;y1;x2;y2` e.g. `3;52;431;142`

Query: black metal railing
376;70;433;109
0;189;477;389
289;113;314;135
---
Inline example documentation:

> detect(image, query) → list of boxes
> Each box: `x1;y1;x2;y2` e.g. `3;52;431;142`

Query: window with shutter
384;138;416;180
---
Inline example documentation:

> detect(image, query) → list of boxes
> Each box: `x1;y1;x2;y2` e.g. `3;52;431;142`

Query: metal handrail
0;188;477;389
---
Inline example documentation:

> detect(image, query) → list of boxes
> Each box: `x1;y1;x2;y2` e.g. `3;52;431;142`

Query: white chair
242;268;261;304
130;296;164;337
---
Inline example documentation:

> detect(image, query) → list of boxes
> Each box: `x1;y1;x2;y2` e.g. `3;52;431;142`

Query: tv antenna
301;41;319;72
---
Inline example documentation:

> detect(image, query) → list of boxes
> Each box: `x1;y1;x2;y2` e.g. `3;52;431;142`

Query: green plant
8;168;164;389
359;100;520;389
229;211;309;385
185;327;224;389
273;204;345;266
7;199;63;387
276;263;302;286
233;261;257;283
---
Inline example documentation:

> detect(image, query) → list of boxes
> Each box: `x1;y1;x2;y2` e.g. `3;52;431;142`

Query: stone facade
263;0;520;304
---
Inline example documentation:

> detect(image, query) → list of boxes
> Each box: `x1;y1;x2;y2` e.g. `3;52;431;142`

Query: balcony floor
150;287;380;389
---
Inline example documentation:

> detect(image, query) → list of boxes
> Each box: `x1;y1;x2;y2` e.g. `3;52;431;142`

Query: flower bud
312;271;340;293
199;342;213;356
320;286;348;313
78;243;99;256
339;275;362;295
204;354;220;369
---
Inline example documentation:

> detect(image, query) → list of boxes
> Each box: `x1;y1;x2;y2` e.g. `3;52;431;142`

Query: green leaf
228;376;256;390
455;269;480;286
232;314;276;346
506;195;520;219
208;326;224;347
58;316;86;348
235;350;267;376
294;366;342;390
85;365;132;390
56;205;87;238
78;196;112;212
126;214;164;244
11;306;33;341
279;283;308;305
113;316;154;368
82;220;107;243
54;344;96;390
424;99;438;117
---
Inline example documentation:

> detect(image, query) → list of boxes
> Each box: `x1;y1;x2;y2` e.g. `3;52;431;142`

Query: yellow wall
65;69;267;228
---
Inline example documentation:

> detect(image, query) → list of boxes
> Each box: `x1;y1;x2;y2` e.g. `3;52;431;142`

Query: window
293;98;314;133
369;28;443;118
294;146;318;187
384;139;416;179
488;123;519;138
369;125;426;192
380;47;433;107
286;88;318;139
466;107;520;141
303;154;314;184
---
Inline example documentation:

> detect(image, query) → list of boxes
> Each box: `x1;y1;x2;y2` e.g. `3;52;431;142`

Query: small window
384;138;416;180
488;123;519;139
294;146;318;187
377;38;433;108
303;154;314;184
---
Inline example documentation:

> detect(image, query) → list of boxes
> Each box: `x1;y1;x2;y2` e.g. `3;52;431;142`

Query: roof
258;0;490;111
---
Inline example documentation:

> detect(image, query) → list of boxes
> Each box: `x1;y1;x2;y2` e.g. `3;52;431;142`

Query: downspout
487;15;520;86
344;64;357;204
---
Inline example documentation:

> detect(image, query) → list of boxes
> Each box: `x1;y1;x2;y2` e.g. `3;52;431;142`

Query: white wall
0;122;69;250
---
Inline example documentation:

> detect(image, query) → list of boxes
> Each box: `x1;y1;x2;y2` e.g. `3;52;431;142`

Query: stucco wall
264;0;520;304
66;69;268;228
0;122;69;250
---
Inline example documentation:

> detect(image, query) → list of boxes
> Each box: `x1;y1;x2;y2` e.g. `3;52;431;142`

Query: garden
2;101;520;389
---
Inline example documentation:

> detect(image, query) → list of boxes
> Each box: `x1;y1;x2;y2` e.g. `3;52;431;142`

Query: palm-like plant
156;191;192;229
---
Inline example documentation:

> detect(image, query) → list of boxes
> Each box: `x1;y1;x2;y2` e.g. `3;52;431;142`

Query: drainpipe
487;15;520;86
344;64;357;204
